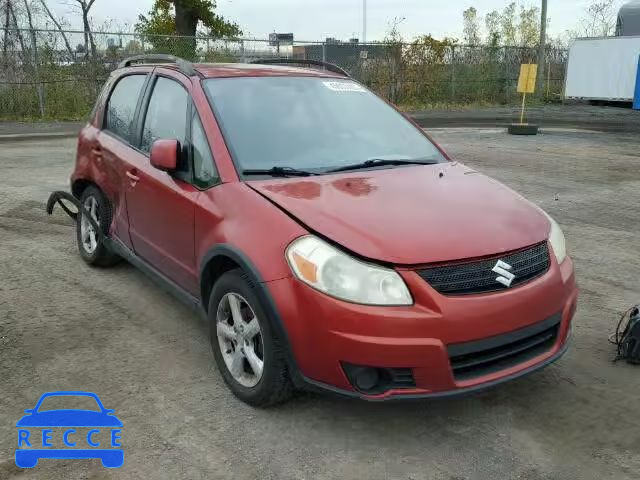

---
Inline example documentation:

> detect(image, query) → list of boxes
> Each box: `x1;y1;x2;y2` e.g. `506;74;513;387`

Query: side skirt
106;237;205;318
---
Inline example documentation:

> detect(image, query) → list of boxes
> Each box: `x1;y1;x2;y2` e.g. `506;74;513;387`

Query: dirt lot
0;128;639;479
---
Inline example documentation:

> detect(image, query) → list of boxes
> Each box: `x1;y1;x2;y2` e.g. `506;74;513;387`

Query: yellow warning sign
517;64;538;94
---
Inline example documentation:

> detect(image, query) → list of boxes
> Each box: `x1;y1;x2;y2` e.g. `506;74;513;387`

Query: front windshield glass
203;76;445;173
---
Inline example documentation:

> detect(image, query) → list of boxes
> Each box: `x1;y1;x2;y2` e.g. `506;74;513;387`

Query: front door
124;73;199;295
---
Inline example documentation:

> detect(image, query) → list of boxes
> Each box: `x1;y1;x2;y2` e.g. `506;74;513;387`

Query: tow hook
46;191;106;241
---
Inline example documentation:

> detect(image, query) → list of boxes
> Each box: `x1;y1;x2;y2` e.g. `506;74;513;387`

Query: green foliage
135;0;241;38
518;5;540;48
485;10;501;45
500;3;518;46
463;7;481;46
136;0;176;36
135;0;241;57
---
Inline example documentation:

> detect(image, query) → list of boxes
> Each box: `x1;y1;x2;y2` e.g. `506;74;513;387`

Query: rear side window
141;77;188;153
105;75;146;142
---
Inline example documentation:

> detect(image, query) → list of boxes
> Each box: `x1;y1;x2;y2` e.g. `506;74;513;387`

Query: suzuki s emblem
492;260;516;287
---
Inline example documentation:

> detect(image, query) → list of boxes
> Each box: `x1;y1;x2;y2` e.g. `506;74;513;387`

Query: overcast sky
53;0;623;41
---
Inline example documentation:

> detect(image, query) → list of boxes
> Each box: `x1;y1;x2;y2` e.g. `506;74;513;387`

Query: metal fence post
504;47;510;104
451;45;456;102
322;42;326;63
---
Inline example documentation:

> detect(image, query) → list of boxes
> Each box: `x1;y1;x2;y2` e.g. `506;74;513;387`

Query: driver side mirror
150;139;179;172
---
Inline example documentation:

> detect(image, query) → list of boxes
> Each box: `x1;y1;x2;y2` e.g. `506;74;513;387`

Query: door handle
126;170;140;183
91;146;103;159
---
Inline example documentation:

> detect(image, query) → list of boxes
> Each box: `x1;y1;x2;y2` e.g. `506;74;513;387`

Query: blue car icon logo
16;391;123;468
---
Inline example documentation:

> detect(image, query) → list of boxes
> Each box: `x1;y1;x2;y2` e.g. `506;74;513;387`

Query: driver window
141;77;188;153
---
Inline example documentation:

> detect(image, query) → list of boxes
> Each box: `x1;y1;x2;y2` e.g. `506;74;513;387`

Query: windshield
203;77;445;174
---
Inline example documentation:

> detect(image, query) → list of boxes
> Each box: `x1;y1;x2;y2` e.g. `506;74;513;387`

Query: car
64;55;577;406
15;391;123;468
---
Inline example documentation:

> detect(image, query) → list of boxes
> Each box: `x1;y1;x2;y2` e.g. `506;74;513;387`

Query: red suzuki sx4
66;56;578;405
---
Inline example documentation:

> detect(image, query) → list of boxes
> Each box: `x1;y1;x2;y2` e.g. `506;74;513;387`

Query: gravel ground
0;128;639;479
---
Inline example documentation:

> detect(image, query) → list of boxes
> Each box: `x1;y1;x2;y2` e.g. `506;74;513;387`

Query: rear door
124;70;200;294
95;71;150;248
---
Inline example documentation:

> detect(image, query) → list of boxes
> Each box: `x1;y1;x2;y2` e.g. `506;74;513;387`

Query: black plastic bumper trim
446;313;562;358
298;334;570;402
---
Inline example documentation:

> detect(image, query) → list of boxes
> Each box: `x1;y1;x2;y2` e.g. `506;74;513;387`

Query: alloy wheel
80;196;99;254
216;292;265;388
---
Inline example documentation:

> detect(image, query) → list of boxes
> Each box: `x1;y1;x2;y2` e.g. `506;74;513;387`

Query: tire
209;269;293;406
76;185;120;267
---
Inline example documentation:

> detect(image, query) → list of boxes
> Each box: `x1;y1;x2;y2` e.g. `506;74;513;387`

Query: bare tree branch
69;0;97;57
3;0;12;65
22;0;45;116
7;1;27;55
39;0;75;60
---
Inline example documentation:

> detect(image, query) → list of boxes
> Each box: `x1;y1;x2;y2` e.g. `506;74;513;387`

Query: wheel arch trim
199;244;302;383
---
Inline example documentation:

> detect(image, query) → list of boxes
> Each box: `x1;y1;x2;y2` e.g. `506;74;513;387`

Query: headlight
542;211;567;264
286;236;413;306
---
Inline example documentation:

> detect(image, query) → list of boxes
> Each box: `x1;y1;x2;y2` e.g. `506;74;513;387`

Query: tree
518;4;540;48
462;7;481;46
583;0;618;37
70;0;97;58
500;2;518;46
485;10;501;45
39;0;75;61
136;0;241;57
22;0;45;116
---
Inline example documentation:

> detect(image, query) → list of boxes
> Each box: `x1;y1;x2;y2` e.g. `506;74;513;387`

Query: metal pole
535;0;548;97
363;0;367;44
547;60;551;98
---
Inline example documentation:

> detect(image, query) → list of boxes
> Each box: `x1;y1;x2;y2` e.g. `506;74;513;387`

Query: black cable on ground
609;305;640;364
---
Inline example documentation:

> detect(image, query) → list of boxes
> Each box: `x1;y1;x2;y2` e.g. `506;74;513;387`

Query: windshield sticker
322;81;367;93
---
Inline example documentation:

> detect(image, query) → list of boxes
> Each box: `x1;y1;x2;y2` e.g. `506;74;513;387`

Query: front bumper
268;250;578;400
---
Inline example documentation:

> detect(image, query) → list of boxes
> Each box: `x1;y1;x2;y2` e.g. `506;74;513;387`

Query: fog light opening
354;367;379;391
341;363;413;395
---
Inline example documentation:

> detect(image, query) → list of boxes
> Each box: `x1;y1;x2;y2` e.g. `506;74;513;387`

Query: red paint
249;164;550;265
71;63;578;399
149;139;179;172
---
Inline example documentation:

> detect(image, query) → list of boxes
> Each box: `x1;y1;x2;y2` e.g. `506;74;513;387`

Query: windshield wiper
326;158;438;173
242;166;320;177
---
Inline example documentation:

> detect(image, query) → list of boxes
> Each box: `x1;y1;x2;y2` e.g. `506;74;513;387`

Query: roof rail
118;54;200;77
250;58;350;77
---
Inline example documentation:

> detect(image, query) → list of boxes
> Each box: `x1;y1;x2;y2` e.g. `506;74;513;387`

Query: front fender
199;243;303;383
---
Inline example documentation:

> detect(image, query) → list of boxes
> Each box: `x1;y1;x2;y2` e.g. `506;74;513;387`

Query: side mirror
150;139;179;172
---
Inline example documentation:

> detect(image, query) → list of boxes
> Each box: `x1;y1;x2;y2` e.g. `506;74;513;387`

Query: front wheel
209;269;293;406
76;186;120;267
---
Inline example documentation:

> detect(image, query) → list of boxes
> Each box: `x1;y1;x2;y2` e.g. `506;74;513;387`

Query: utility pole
363;0;367;44
536;0;548;98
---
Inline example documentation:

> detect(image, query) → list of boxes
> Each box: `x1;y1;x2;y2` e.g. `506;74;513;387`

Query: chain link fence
0;28;568;120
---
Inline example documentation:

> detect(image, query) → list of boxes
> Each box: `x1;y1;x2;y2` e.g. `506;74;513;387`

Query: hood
248;163;550;265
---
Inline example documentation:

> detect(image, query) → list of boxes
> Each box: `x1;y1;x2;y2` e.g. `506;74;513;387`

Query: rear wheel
209;269;293;406
76;186;120;267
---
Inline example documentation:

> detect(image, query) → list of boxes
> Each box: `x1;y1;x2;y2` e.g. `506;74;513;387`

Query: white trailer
564;36;640;102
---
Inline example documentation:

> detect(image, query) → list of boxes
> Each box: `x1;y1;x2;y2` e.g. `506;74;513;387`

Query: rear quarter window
105;75;146;143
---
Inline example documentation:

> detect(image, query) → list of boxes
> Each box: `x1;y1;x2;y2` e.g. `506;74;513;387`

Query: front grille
447;314;561;381
417;242;550;295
